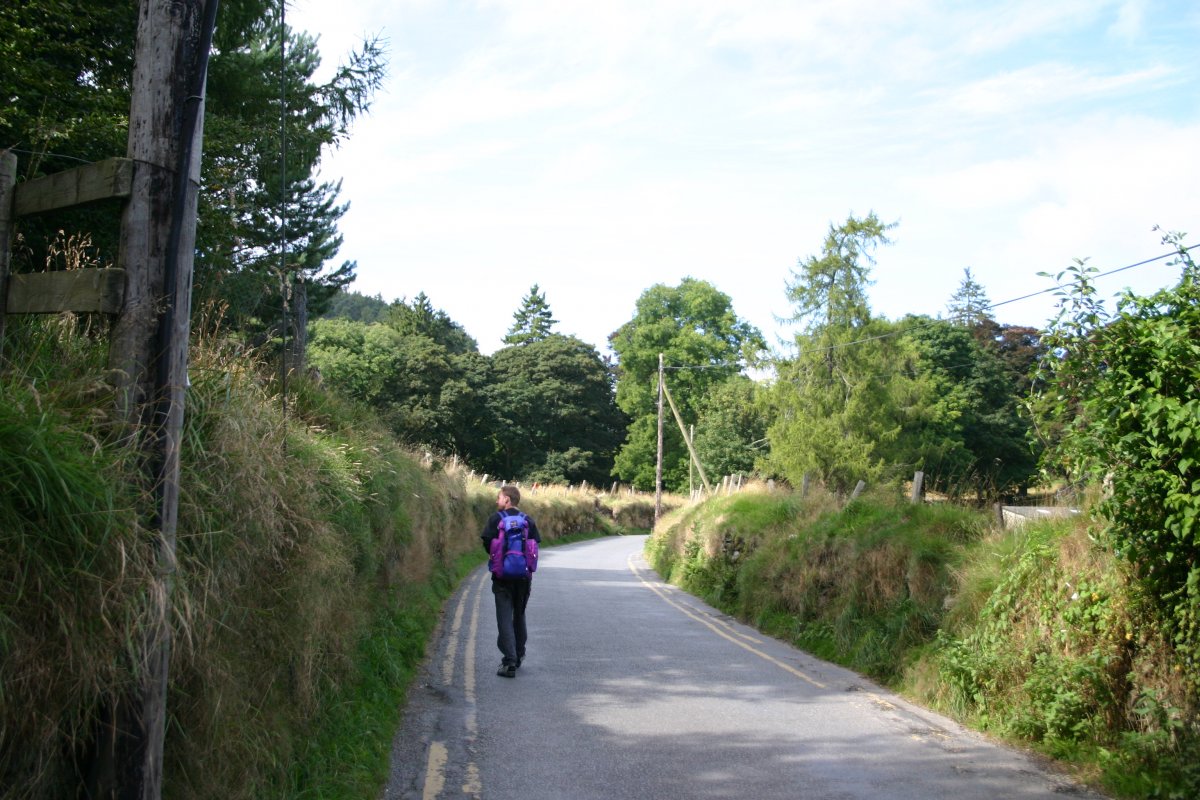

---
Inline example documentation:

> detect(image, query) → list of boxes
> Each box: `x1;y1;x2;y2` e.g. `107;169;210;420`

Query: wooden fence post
910;471;924;503
90;2;218;798
850;480;866;501
0;150;15;352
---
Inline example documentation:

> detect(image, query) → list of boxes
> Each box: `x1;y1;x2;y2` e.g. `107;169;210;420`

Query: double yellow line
423;570;488;799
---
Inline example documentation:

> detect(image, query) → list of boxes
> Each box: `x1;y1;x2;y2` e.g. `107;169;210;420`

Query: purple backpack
489;511;538;579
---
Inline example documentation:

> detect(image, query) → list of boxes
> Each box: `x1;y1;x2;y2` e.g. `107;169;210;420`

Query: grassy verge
285;550;479;797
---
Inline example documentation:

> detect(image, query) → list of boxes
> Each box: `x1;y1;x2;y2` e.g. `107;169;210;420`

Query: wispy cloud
1108;0;1148;41
938;62;1176;116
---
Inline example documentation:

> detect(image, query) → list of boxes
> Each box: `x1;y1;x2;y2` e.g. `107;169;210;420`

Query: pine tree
947;267;992;327
504;284;558;345
193;23;384;352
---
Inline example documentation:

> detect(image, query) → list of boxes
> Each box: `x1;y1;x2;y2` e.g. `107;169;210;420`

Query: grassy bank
646;484;1200;799
0;319;655;798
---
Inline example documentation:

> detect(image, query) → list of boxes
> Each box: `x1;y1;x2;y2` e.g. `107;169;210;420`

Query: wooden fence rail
0;152;133;333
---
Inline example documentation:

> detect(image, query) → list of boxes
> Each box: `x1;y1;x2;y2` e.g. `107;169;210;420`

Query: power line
656;245;1188;373
988;250;1178;311
796;246;1186;357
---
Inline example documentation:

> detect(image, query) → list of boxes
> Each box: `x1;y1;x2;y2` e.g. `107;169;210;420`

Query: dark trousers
492;578;532;666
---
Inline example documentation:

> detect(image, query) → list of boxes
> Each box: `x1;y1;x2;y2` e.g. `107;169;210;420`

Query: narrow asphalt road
383;534;1104;800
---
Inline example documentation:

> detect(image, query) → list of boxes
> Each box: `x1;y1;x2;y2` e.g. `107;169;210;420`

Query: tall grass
0;316;153;797
161;339;496;797
1;317;631;798
916;521;1200;797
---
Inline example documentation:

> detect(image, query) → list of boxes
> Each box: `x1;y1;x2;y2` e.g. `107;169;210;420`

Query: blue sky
288;0;1199;355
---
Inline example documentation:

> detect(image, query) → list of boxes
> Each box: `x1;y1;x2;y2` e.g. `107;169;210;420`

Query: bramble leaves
1034;231;1200;689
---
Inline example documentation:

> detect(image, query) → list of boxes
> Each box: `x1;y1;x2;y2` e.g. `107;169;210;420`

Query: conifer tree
768;213;909;493
947;267;992;327
504;284;558;345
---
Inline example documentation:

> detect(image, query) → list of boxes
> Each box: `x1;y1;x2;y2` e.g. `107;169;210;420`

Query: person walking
481;485;541;678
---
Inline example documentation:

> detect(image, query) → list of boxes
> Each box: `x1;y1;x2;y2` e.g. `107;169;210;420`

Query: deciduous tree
900;317;1039;499
693;376;769;483
1033;235;1200;675
610;278;764;491
306;317;491;456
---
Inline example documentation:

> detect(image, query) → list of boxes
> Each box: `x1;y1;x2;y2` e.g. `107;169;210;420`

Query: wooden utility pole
96;1;219;797
655;352;664;521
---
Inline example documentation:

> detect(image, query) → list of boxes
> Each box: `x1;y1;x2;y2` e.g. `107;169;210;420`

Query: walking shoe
497;662;516;678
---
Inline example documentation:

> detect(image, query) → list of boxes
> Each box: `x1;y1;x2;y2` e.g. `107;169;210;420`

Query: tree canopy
947;267;991;327
387;292;478;355
197;19;384;346
899;317;1038;498
488;334;626;485
322;289;390;324
768;214;904;493
308;297;625;486
785;212;895;332
692;376;769;485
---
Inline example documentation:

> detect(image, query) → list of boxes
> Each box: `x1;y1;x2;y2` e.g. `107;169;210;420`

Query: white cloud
289;0;1200;354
